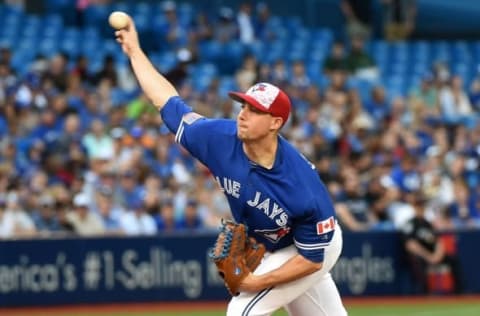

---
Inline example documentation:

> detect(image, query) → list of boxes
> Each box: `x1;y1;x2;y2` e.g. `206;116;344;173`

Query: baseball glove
245;237;266;272
209;219;249;296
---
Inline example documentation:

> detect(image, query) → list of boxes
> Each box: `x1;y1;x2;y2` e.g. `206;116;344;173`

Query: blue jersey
161;97;337;263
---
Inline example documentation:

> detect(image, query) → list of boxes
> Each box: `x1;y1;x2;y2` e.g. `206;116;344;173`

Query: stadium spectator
236;2;255;45
346;36;378;80
154;199;177;232
155;0;188;50
340;0;372;40
0;1;477;246
0;191;37;238
323;42;349;74
66;193;105;236
94;55;118;87
175;199;204;230
254;2;274;42
235;54;259;92
214;7;238;43
190;11;214;43
71;55;93;84
43;53;70;92
95;186;125;235
82;118;115;160
31;193;61;235
439;75;473;125
409;72;438;111
468;73;480;111
401;192;462;294
381;0;417;41
335;167;378;231
290;60;311;90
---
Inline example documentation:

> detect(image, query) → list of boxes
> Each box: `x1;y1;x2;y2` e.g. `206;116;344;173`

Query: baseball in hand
108;11;129;30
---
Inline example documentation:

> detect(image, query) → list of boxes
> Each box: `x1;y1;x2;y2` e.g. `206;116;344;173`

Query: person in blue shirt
113;15;347;316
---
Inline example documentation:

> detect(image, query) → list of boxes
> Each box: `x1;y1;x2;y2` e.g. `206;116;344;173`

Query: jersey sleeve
159;96;226;167
160;96;193;134
293;214;335;263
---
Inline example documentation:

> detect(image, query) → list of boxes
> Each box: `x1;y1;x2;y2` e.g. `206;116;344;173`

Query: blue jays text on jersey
161;96;337;263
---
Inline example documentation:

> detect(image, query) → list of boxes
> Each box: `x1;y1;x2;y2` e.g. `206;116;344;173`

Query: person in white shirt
118;200;157;236
0;192;37;239
66;193;105;236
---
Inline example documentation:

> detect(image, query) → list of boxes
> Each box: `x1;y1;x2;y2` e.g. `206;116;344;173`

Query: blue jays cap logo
251;83;267;92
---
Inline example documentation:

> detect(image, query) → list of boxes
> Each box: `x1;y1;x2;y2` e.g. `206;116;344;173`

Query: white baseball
108;11;129;30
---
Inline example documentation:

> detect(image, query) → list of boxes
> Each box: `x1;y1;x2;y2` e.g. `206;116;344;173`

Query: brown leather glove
209;219;249;296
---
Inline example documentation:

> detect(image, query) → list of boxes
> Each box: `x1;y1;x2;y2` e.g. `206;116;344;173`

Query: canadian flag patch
316;216;335;235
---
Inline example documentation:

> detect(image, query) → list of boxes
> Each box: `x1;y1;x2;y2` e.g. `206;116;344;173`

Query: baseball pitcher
114;14;347;316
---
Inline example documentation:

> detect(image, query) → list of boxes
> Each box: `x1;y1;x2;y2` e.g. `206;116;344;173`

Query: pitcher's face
236;103;276;141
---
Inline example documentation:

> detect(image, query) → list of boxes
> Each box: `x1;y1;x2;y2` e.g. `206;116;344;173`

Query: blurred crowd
0;1;479;240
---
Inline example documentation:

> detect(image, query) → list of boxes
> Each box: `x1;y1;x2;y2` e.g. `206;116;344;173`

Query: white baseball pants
227;224;347;316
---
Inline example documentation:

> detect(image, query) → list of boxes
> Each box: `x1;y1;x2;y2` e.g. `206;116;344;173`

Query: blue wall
1;230;479;307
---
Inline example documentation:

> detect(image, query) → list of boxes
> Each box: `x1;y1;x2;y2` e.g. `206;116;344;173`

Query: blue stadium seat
17;39;37;56
249;41;266;62
150;52;177;73
82;26;100;40
287;49;307;62
308;48;327;64
266;16;283;29
191;74;213;92
133;2;151;14
81;39;100;59
38;38;59;57
83;4;110;28
218;76;237;98
390;62;408;76
198;41;223;62
110;1;132;14
60;38;79;58
224;41;246;63
191;63;218;77
45;0;73;14
177;2;194;26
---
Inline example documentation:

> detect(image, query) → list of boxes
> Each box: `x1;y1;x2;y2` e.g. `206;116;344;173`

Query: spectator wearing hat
31;194;61;235
214;7;238;43
66;193;105;236
116;170;144;210
401;191;462;294
155;0;188;50
154;199;178;232
164;48;195;88
176;199;204;230
95;187;124;235
118;199;157;236
0;191;37;239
